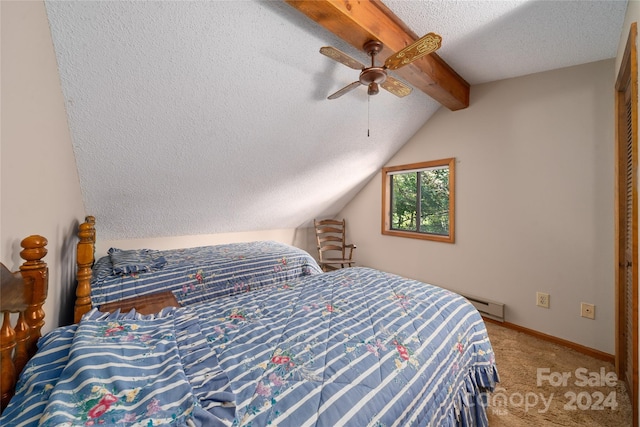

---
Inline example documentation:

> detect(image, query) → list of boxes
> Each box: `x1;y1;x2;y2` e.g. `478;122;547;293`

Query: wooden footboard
1;235;48;413
74;216;96;323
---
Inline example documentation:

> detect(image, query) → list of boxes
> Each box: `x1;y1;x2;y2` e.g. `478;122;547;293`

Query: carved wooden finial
78;222;94;240
19;235;48;265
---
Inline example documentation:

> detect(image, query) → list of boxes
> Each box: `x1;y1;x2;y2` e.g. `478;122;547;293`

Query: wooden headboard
0;235;48;413
74;216;96;323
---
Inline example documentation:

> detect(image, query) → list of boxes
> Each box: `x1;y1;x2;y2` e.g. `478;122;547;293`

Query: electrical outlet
581;303;595;319
536;292;550;308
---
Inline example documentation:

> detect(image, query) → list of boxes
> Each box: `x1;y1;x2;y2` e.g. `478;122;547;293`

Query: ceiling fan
320;33;442;100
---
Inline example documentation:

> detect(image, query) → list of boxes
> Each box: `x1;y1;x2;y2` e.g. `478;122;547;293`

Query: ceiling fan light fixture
368;83;380;96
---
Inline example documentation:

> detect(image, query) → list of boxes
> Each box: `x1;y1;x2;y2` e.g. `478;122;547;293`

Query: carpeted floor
484;321;632;426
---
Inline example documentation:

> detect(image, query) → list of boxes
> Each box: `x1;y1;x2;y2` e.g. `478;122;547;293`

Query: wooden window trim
381;158;455;243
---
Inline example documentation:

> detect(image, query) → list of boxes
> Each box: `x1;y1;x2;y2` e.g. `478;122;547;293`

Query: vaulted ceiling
43;0;627;240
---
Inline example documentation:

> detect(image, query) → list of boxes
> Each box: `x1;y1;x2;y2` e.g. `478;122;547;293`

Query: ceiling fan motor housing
359;67;387;85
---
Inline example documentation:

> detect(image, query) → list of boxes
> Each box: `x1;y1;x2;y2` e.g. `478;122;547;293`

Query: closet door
616;22;638;427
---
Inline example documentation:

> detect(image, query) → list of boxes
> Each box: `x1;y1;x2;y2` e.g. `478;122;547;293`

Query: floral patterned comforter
90;241;323;307
2;267;498;427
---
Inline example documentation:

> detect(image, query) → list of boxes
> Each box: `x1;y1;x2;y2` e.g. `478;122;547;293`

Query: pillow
108;248;167;275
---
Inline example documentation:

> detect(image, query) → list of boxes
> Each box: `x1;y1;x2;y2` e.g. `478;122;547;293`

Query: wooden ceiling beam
285;0;469;110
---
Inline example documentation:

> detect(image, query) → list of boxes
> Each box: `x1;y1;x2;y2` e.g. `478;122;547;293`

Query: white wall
339;59;615;354
1;0;86;332
616;0;640;416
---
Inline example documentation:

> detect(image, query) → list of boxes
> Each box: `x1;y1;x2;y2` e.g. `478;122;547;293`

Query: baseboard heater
461;293;505;322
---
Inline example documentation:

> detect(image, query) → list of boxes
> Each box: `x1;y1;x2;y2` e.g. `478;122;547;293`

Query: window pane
391;173;417;231
419;167;449;235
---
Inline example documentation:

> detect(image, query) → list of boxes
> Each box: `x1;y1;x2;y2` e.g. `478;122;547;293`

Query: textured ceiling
44;0;627;240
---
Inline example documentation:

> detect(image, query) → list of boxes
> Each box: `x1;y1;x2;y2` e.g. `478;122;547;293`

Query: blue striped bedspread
3;267;498;426
91;241;323;307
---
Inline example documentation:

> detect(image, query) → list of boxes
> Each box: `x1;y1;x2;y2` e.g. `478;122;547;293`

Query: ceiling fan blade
327;81;361;100
320;46;365;70
384;33;442;70
381;76;412;98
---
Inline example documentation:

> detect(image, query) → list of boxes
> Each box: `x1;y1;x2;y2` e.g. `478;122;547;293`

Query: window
381;158;455;243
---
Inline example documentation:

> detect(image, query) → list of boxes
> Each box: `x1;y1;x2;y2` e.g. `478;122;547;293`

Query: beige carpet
484;321;632;426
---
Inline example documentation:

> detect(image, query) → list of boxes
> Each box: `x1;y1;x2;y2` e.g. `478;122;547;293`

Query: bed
2;240;499;426
74;217;324;322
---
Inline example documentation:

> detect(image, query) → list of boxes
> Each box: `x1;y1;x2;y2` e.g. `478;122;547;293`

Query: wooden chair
313;219;356;272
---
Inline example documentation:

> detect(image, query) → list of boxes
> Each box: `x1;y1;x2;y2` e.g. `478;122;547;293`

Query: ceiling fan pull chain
368;95;371;137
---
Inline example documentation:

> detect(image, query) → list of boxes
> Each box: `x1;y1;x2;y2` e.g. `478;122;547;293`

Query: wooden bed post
1;234;48;413
19;235;49;356
74;216;95;323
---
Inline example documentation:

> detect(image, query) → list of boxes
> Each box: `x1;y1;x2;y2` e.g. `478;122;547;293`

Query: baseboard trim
483;317;615;364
